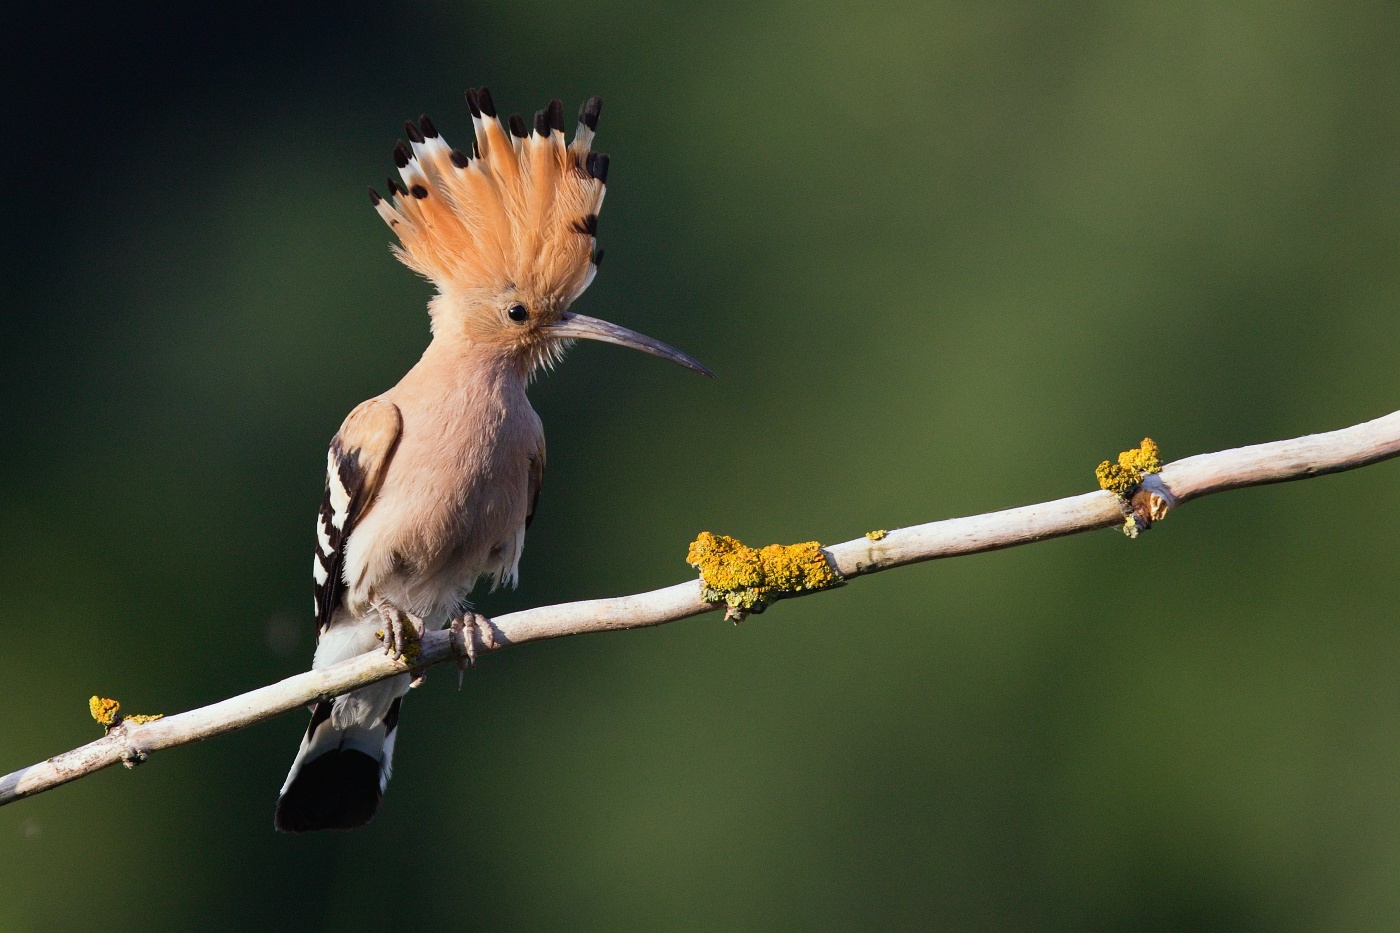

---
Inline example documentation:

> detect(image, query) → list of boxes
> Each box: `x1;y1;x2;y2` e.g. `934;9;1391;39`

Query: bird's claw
449;611;494;687
376;602;424;662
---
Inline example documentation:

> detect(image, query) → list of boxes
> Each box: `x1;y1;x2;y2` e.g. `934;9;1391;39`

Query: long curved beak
548;312;715;378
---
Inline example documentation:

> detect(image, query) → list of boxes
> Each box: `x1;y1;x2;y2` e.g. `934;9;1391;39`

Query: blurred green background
3;1;1400;930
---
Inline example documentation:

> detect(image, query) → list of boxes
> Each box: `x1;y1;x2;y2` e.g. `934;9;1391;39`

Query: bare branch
5;407;1399;807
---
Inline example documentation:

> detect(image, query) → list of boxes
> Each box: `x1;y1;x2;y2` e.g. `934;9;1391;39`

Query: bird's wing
525;433;545;530
313;398;403;632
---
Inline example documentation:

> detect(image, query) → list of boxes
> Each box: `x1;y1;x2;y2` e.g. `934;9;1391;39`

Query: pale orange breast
341;359;541;625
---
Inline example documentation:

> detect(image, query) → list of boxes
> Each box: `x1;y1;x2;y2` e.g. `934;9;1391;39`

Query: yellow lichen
687;531;842;618
126;713;164;725
89;695;163;730
1118;437;1161;477
865;530;888;541
1095;460;1138;496
89;696;121;728
1096;438;1163;498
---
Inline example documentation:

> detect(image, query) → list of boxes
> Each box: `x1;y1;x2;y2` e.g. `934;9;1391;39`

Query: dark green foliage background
3;2;1399;929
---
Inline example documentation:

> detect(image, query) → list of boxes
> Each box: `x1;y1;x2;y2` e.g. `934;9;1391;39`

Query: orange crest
371;90;607;313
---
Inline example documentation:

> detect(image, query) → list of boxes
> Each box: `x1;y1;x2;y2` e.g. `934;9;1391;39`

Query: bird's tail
274;687;404;833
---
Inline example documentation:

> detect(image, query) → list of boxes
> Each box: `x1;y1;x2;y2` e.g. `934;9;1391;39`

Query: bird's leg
375;601;424;662
449;610;495;687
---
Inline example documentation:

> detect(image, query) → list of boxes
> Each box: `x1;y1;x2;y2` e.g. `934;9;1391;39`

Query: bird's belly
343;473;528;627
379;533;518;627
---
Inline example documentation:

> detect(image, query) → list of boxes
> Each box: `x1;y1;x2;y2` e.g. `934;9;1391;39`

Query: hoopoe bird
274;89;711;832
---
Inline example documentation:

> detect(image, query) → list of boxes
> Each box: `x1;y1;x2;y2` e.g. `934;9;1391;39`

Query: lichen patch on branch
88;695;163;733
1095;438;1162;497
89;696;121;729
1094;438;1168;537
687;531;842;621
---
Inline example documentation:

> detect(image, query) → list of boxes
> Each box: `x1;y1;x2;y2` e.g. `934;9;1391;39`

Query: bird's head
372;90;712;379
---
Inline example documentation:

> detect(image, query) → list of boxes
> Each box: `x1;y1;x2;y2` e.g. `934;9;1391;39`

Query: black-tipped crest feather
579;96;602;130
585;152;609;183
573;213;599;236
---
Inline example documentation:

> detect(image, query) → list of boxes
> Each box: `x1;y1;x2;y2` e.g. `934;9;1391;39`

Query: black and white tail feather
275;694;402;833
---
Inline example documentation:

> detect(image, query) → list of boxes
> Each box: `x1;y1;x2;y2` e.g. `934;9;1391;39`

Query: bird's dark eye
507;304;530;323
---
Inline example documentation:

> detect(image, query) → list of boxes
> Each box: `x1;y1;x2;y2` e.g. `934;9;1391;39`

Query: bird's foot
375;602;424;663
449;611;495;687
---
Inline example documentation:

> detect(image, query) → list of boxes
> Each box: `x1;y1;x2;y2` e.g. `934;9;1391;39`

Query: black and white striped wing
313;398;402;632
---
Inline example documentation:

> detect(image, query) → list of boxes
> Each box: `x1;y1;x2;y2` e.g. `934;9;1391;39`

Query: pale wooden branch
5;407;1400;807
